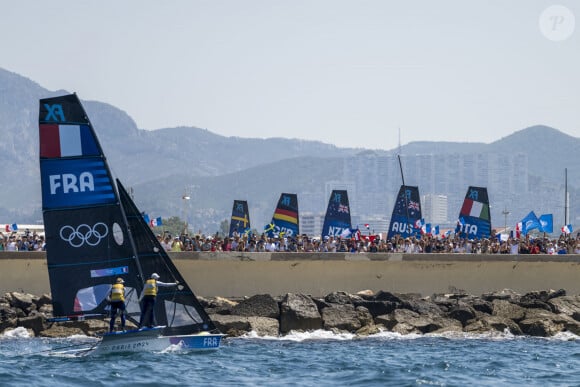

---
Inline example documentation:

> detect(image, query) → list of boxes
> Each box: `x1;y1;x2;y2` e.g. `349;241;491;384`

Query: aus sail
321;190;352;238
457;186;491;239
229;200;251;237
387;185;422;240
266;193;299;238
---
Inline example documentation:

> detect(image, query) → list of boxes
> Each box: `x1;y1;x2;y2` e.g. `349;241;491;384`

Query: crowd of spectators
158;231;580;255
0;230;45;252
2;228;578;255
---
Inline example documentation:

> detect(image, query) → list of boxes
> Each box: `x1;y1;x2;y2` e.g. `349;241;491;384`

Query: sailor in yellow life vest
109;277;126;332
138;273;179;328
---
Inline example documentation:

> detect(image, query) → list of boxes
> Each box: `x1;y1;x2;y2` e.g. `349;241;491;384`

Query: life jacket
144;279;157;296
110;283;125;302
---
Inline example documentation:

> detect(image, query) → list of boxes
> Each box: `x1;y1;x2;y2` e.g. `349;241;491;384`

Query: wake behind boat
39;94;223;355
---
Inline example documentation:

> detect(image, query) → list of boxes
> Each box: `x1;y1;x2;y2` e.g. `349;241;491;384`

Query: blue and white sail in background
387;185;422;240
321;190;352;239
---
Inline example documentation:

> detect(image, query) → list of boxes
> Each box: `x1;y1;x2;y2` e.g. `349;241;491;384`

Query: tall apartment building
422;194;448;225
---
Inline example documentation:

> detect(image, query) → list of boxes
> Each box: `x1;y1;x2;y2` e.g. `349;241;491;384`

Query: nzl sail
321;190;352;239
39;94;215;335
229;200;250;237
266;193;299;238
457;186;491;239
387;185;422;240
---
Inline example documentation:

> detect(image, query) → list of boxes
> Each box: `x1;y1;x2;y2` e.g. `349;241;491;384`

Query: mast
565;168;569;226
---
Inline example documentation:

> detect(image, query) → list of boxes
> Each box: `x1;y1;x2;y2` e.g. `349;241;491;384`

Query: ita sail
457;186;491;239
266;193;299;238
229;200;251;237
387;185;422;240
321;190;352;239
39;94;222;354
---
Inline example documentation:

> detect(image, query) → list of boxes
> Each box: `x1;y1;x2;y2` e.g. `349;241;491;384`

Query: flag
538;214;553;233
340;228;352;238
520;211;541;235
415;218;424;229
421;223;431;234
264;222;275;233
39;124;99;158
150;217;162;227
434;225;439;235
562;224;573;234
5;224;18;232
143;214;150;225
364;224;370;229
460;198;490;220
515;222;522;239
455;217;465;233
443;230;451;238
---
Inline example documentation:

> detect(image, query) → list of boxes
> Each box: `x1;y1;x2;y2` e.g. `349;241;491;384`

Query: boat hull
94;327;224;354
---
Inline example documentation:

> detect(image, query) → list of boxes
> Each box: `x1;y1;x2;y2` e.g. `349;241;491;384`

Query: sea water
1;328;579;386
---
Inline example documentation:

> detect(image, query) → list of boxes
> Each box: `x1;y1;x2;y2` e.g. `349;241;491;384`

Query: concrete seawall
2;252;580;297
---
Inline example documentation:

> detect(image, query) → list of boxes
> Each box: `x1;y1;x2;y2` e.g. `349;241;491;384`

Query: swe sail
229;200;251;237
457;186;491;239
266;193;299;238
387;185;422;240
39;93;221;354
321;190;352;239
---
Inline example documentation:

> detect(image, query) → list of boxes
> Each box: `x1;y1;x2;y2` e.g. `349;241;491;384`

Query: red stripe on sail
39;124;61;157
460;198;473;216
274;208;297;218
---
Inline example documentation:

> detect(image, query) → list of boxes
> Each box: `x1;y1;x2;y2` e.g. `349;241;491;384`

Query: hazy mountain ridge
0;67;578;231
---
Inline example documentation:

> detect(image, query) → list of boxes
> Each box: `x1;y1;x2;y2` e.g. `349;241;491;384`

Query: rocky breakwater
205;289;580;338
2;289;580;338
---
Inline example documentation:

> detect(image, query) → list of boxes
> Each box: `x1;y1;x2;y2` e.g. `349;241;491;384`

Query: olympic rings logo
60;223;109;248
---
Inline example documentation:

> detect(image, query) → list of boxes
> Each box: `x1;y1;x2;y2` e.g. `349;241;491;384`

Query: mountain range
1;67;578;233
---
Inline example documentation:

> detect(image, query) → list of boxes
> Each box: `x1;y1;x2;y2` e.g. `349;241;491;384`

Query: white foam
1;327;31;339
545;331;578;341
159;343;184;353
233;328;579;342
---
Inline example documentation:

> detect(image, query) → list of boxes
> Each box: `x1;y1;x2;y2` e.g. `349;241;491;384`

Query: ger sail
39;93;222;354
387;185;422;240
457;186;491;239
229;200;250;237
321;190;352;239
266;193;299;238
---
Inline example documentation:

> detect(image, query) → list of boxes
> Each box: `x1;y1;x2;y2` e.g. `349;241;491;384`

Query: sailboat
386;185;422;240
39;94;223;354
321;190;352;239
229;200;250;237
265;193;299;238
457;186;491;239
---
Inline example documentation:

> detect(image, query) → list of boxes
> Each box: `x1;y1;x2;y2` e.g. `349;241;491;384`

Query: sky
1;1;579;150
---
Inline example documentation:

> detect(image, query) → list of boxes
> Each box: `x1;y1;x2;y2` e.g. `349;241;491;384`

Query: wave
234;328;579;342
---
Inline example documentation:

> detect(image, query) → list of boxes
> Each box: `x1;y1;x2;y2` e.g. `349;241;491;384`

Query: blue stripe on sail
460;215;491;239
270;220;299;237
40;158;116;209
79;125;99;156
